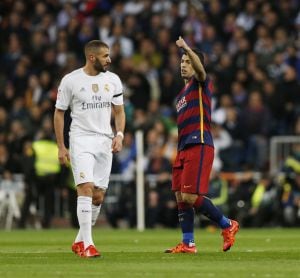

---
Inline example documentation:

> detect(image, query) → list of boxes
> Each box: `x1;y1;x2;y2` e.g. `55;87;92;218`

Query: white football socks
91;204;101;226
75;203;102;242
76;196;94;248
74;229;82;243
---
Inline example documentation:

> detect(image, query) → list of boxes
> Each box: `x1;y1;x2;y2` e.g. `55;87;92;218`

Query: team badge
80;172;85;179
92;84;99;93
104;84;110;92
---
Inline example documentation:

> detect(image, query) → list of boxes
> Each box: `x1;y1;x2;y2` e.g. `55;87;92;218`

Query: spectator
211;121;233;172
0;143;14;176
107;23;134;58
18;140;37;228
182;5;203;47
235;1;257;33
115;132;136;181
7;119;28;172
247;173;278;227
285;45;300;84
278;66;300;132
208;168;229;216
31;117;61;228
214;53;234;96
126;68;151;111
222;106;245;171
280;173;300;227
240;90;271;170
145;145;175;228
56;2;77;29
262;79;286;134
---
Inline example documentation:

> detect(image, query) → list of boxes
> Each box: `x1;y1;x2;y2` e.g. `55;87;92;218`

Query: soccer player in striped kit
165;37;239;253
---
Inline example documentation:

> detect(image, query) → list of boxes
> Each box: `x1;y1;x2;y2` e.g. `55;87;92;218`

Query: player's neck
83;65;100;76
184;77;192;85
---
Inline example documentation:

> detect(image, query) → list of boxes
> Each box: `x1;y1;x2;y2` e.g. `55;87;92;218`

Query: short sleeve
55;76;72;110
112;74;124;106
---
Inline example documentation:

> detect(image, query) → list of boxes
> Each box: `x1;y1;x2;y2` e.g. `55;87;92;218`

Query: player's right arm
54;75;72;165
54;108;69;165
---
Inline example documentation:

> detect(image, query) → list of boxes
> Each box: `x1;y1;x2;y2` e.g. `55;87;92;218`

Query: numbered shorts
172;144;214;194
69;135;113;189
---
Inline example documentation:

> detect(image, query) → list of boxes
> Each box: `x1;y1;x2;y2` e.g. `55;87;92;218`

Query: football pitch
0;228;299;278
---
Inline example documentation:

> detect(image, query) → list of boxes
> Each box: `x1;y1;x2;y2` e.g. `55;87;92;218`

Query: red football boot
82;245;101;258
222;220;239;252
71;241;84;256
165;242;197;254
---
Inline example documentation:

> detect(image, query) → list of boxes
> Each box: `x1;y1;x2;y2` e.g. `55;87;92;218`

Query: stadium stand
0;0;300;228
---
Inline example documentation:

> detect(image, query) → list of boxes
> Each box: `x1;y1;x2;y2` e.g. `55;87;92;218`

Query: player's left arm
112;104;126;153
176;36;206;82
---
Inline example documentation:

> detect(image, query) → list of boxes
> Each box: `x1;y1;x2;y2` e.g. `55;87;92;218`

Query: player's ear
89;55;95;62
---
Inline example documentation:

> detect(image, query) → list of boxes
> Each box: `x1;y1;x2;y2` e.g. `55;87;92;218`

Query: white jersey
55;68;123;138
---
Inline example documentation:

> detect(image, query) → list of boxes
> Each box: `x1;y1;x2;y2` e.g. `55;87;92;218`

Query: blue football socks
219;215;231;229
178;203;195;245
195;196;231;229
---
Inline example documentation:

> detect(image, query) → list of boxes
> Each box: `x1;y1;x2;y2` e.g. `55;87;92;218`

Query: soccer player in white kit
54;40;125;258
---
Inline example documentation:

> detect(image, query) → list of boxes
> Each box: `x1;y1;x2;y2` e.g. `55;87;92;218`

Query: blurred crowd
0;0;300;229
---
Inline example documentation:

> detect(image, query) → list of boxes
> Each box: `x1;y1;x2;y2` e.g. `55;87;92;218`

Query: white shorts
69;135;113;189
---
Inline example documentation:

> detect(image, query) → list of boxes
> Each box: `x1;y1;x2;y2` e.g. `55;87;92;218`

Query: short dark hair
182;48;205;64
84;40;109;56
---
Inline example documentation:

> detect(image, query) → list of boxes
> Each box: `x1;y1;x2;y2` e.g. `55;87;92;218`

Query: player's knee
181;193;198;205
92;195;104;206
77;182;93;196
175;191;183;203
92;189;105;205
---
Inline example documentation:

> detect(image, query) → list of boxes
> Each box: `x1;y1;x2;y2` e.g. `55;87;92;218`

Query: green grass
0;228;300;278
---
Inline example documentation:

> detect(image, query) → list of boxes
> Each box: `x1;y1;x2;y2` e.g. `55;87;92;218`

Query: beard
93;58;106;73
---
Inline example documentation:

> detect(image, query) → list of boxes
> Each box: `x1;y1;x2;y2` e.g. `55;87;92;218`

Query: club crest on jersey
176;96;187;112
104;84;110;92
92;84;99;93
80;172;85;179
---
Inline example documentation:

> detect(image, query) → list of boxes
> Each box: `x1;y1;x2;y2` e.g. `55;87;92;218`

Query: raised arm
176;36;206;81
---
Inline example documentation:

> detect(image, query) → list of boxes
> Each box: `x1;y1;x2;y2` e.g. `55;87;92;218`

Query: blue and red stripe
176;76;214;150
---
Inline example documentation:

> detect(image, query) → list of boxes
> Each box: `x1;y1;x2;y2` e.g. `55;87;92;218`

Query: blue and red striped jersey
175;76;214;150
